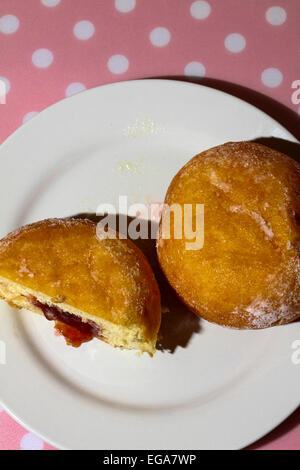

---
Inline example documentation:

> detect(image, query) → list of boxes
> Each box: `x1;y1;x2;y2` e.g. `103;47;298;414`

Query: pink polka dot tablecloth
0;0;299;450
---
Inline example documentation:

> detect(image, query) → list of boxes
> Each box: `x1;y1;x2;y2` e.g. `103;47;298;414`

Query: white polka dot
261;68;283;88
0;14;19;34
115;0;136;13
107;55;129;74
23;111;39;124
0;77;10;96
32;48;53;68
224;33;246;53
266;6;287;25
65;82;86;97
149;27;171;47
190;1;211;20
73;20;95;40
20;433;44;450
184;61;206;77
41;0;61;6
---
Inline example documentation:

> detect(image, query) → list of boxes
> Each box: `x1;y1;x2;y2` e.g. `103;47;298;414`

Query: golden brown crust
0;218;161;343
157;142;300;329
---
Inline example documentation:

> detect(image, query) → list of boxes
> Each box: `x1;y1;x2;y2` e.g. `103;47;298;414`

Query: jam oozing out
54;321;93;348
31;298;101;348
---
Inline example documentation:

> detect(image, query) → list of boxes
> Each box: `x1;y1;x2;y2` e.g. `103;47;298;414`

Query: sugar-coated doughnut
157;142;300;329
0;218;161;354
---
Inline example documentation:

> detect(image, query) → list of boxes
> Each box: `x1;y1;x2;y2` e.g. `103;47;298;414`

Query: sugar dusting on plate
115;157;145;174
122;117;166;138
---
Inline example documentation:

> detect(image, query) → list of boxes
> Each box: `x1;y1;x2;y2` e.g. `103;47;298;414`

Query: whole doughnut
157;142;300;329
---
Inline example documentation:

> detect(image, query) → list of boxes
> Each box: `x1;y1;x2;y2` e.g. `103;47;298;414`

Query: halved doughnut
0;218;161;354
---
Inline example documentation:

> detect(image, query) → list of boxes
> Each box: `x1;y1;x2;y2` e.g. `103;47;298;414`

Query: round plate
0;80;299;450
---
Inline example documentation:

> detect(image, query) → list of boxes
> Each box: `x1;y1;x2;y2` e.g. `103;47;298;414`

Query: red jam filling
31;298;101;348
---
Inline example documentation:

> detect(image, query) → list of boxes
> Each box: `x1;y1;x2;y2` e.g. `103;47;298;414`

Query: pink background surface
0;0;299;450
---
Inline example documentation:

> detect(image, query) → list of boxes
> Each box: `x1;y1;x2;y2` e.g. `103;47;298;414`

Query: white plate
0;80;299;450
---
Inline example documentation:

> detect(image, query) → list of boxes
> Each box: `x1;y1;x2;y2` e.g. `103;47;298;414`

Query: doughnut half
157;142;300;329
0;218;161;354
